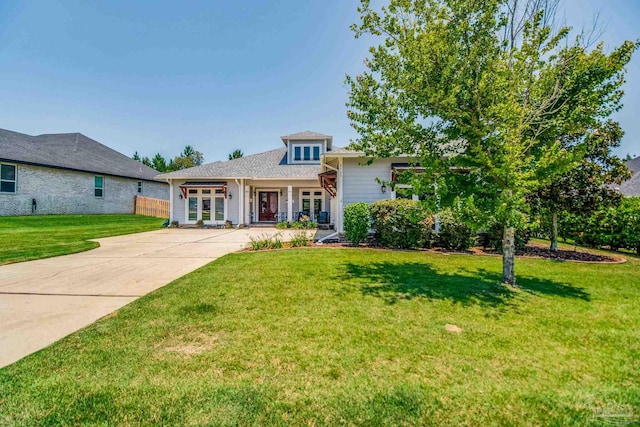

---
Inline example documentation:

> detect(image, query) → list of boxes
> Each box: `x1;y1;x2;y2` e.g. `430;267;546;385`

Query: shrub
290;230;312;247
575;197;640;253
196;219;204;227
344;202;370;246
370;199;434;249
436;208;475;251
248;233;283;251
276;221;291;229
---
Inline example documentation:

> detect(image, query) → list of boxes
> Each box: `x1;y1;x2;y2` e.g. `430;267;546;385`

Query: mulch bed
473;242;625;263
315;241;625;263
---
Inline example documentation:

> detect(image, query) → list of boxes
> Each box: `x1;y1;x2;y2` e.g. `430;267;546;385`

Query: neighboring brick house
0;129;168;216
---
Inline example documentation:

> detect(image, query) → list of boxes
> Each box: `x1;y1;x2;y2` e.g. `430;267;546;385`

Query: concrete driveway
0;227;294;368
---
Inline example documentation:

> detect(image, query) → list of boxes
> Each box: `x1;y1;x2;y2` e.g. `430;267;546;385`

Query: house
157;131;414;232
617;156;640;197
0;128;168;216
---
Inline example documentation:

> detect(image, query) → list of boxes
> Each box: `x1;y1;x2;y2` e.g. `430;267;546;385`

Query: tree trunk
502;225;516;286
550;210;558;252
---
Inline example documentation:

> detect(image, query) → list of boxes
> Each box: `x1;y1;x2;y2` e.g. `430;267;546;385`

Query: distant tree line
132;145;204;172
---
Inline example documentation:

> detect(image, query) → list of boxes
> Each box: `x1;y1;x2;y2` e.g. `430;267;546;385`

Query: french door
186;189;225;224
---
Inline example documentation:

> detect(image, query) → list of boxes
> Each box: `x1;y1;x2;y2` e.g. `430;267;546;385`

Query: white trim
298;188;324;221
183;188;226;225
287;185;293;222
337;157;344;232
290;142;322;164
169;180;174;222
94;175;104;199
0;162;17;194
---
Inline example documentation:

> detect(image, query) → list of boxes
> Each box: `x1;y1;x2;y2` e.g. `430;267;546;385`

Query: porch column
287;185;293;222
244;184;251;225
168;180;174;222
238;179;244;226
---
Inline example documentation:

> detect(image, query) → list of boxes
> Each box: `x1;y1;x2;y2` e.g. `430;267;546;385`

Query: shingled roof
156;148;322;180
280;131;333;141
0;128;163;182
618;156;640;196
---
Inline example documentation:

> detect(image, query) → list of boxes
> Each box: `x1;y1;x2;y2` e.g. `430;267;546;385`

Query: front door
258;191;278;222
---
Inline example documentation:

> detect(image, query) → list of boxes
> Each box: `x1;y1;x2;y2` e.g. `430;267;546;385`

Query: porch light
381;184;387;193
179;194;183;199
228;193;232;199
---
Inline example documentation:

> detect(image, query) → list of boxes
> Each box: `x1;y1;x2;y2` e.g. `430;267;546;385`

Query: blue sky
0;1;638;163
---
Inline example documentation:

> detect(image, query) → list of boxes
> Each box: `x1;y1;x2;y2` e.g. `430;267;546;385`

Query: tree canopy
228;149;244;160
132;145;205;173
346;0;638;284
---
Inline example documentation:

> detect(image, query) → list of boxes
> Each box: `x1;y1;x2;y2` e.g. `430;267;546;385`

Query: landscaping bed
317;240;625;263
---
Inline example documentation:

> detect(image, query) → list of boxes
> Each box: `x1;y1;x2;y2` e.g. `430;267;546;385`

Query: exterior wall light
381;184;387;193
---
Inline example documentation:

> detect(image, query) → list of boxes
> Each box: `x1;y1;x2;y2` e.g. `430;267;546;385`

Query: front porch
171;179;333;228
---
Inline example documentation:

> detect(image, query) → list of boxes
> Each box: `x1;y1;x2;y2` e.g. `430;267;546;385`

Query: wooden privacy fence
134;196;170;218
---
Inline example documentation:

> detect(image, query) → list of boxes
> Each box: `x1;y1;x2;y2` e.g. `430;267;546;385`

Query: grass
0;214;164;265
0;248;638;425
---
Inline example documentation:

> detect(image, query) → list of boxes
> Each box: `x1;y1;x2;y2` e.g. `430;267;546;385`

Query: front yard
0;214;164;265
0;248;637;425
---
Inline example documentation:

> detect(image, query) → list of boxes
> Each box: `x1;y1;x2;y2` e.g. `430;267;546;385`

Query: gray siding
342;157;393;206
0;164;168;216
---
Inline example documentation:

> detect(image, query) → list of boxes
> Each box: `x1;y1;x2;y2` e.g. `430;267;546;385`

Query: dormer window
291;142;322;163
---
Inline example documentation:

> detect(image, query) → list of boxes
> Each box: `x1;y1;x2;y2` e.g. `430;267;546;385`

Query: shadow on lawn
338;261;590;307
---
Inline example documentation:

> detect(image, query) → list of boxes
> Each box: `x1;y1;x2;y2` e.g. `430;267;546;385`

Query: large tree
346;0;637;285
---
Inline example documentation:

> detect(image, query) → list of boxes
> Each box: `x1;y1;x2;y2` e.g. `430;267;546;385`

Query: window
0;163;16;193
137;181;143;194
291;143;322;163
202;189;211;195
94;176;104;198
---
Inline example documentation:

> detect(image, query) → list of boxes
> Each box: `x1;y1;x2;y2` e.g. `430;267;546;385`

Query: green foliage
370;199;434;248
575;197;640;253
435;208;475;251
346;0;639;283
344;202;370;246
289;230;313;247
0;215;163;265
228;149;244;160
478;221;531;252
275;221;290;229
2;249;639;425
247;233;283;251
132;145;204;172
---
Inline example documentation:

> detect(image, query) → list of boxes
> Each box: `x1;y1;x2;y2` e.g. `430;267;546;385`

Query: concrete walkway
0;227;294;368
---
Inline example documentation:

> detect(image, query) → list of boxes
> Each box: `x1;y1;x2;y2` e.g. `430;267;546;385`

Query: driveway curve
0;227;290;368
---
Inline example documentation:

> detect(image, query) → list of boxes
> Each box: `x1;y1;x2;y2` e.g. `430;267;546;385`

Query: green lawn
1;248;638;425
0;214;164;265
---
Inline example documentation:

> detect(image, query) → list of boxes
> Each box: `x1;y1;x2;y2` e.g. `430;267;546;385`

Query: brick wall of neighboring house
0;163;168;216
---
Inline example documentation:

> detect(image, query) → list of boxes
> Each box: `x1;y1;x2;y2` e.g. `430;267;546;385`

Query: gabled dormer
281;131;333;165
